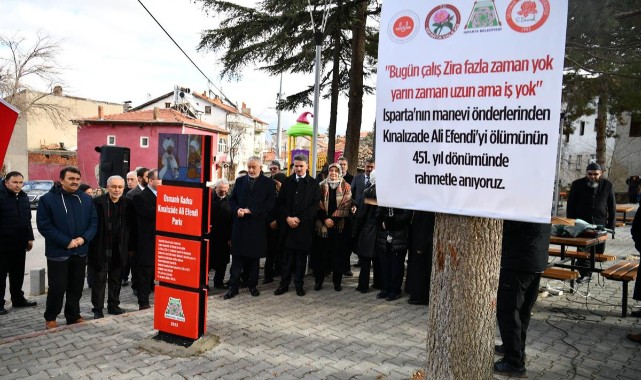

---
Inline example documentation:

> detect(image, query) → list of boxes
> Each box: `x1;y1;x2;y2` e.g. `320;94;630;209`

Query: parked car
23;180;54;209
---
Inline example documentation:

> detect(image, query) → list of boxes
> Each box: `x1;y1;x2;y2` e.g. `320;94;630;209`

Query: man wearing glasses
566;162;616;284
268;160;281;176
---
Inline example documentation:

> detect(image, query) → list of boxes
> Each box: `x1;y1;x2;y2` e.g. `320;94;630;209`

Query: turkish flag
0;98;20;166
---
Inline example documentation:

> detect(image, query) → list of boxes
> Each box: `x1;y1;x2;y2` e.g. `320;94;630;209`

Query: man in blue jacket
0;171;37;315
37;167;98;329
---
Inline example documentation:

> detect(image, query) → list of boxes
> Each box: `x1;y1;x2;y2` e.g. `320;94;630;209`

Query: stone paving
1;207;641;379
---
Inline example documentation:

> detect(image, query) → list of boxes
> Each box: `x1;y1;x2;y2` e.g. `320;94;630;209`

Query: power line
135;0;237;108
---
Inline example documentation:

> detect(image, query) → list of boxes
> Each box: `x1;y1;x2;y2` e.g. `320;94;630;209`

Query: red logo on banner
425;4;461;40
506;0;550;33
388;11;420;43
156;185;203;236
154;285;205;340
155;236;205;288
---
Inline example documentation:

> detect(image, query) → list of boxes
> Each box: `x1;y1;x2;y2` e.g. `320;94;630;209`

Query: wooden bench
542;267;579;281
548;248;616;262
600;261;639;317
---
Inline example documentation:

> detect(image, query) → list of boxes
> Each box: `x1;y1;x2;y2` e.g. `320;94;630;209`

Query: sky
0;0;376;140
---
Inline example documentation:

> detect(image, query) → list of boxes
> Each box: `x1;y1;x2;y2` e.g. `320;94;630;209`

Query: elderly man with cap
566;162;616;283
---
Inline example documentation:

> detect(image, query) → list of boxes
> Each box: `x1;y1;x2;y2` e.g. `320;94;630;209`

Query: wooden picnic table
616;204;635;224
548;234;609;291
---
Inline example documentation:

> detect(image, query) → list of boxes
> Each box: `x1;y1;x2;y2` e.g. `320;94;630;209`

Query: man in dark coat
628;210;641;322
375;205;412;301
89;175;135;319
405;211;435;305
125;167;149;200
37;166;98;329
132;169;161;310
224;157;276;299
264;172;287;284
275;154;321;296
351;158;375;211
494;220;550;378
566;162;616;283
0;171;37;315
209;179;233;290
353;173;379;293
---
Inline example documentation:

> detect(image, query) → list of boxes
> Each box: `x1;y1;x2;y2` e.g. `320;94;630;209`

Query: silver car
22;180;54;209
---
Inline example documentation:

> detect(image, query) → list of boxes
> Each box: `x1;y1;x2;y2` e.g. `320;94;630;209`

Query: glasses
586;172;600;177
269;167;278;171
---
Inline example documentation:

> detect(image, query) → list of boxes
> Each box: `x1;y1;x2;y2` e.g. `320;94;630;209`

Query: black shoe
262;277;274;285
296;287;306;296
376;291;389;299
408;298;428;305
223;288;239;300
213;283;229;290
274;287;288;296
314;283;322;291
356;287;368;294
493;358;527;378
0;307;7;315
12;299;37;307
121;279;129;287
93;311;104;319
631;309;641;318
576;275;591;284
249;287;260;297
334;284;342;292
385;293;401;301
495;344;527;360
372;284;381;290
344;270;353;277
108;306;125;315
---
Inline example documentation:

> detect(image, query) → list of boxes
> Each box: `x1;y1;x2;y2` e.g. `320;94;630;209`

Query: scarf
316;179;352;236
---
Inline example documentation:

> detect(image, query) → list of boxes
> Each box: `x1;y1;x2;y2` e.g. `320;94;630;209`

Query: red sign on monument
155;236;207;288
154;285;206;340
156;185;204;236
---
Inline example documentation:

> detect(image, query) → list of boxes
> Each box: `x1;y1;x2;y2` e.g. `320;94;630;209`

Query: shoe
274;287;288;296
576;275;591;284
495;344;527;360
68;317;85;325
376;291;389;299
139;304;151;310
224;288;239;300
121;279;129;287
213;283;229;290
372;284;381;290
108;307;125;315
493;358;527;378
356;287;368;294
408;298;428;305
630;309;641;318
385;293;401;301
12;299;37;307
334;284;342;292
0;306;7;315
344;270;353;277
262;278;274;285
296;287;306;296
45;320;58;329
627;333;641;343
93;311;104;319
314;283;322;291
249;287;260;297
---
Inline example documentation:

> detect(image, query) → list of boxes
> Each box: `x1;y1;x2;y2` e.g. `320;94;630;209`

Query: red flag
0;98;20;167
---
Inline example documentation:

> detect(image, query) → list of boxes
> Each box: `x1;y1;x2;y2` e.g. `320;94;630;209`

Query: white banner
375;0;568;223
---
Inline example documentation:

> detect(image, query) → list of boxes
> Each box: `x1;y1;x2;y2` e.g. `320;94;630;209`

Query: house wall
610;113;641;191
28;152;78;181
4;117;29;177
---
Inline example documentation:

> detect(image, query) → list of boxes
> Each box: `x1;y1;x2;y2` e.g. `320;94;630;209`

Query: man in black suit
209;179;233;290
224;157;276;299
275;154;321;296
337;157;354;185
122;168;147;287
125;167;149;200
132;169;161;310
351;157;375;210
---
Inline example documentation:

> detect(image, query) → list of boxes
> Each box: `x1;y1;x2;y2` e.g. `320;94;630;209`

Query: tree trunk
344;0;367;174
426;214;502;379
595;90;608;171
327;0;342;165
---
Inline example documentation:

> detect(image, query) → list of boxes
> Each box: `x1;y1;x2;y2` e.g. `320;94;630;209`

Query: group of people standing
212;154;434;305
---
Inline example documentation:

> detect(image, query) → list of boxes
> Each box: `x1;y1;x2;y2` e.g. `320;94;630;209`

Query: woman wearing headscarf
313;163;352;291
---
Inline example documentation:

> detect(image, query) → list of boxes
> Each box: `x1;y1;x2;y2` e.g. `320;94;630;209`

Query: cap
586;162;601;171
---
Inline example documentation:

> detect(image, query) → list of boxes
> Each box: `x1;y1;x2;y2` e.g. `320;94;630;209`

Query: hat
586;162;601;171
270;160;281;169
328;162;343;177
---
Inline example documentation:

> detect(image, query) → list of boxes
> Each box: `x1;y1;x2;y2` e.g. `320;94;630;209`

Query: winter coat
279;174;321;251
632;210;641;253
567;177;616;229
375;206;412;253
229;173;276;258
132;187;157;266
209;193;233;266
500;220;550;273
88;194;136;271
36;183;98;259
353;185;378;258
0;181;34;252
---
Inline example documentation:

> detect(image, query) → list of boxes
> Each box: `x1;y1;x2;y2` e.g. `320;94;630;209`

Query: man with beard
566;162;616;283
125;167;149;200
224;157;276;299
209;179;233;290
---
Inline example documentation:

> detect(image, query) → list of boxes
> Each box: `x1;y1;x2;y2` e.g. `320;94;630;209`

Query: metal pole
312;31;323;178
553;113;564;216
276;73;283;160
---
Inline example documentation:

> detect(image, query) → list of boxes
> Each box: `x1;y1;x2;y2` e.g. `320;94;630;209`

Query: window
575;154;582;170
165;102;171;108
205;106;211;115
218;137;228;153
579;121;585;136
630;115;641;137
567;154;573;168
107;135;116;146
140;136;149;148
